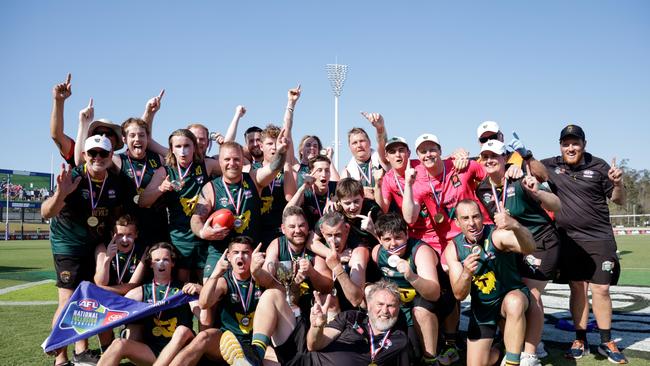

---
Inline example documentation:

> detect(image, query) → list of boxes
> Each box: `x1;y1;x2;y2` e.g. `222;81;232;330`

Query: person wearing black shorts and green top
140;129;221;283
541;125;627;364
371;212;453;365
476;140;562;366
166;236;263;366
445;199;535;366
98;242;201;366
286;155;338;230
191;135;290;279
42;135;123;366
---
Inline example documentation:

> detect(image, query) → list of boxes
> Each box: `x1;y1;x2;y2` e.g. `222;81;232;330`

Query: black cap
559;124;585;141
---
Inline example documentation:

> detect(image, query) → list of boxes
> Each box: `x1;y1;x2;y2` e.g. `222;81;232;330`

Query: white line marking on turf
0;301;57;305
0;279;54;295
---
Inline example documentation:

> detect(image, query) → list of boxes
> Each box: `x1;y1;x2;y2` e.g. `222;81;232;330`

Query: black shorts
558;235;620;285
274;316;309;366
412;288;456;320
53;254;95;289
518;228;560;281
467;287;530;340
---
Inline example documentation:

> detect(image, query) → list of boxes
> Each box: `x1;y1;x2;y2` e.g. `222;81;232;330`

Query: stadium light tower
326;63;348;170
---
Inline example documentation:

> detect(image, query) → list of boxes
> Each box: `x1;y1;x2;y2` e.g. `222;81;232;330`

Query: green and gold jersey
376;238;420;303
453;225;525;313
302;181;337;230
50;165;123;256
296;163;310;188
476;178;552;238
164;162;208;247
217;270;263;344
277;235;316;313
119;151;168;243
210;173;261;246
259;171;287;243
141;281;193;353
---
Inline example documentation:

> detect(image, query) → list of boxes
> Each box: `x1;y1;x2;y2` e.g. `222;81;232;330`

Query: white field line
0;279;55;295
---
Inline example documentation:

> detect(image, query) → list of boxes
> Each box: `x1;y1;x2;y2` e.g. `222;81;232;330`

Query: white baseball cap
84;135;113;152
480;139;506;155
385;136;408;150
476;121;500;139
414;133;440;150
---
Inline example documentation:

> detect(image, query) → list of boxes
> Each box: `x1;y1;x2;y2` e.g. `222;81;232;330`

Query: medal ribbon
115;246;135;284
489;177;508;213
152;280;171;318
387;242;408;254
288;241;306;262
222;177;243;216
393;171;404;196
85;166;107;213
231;272;254;313
313;186;330;217
126;154;147;190
427;163;446;210
355;160;373;186
176;161;194;183
368;322;392;363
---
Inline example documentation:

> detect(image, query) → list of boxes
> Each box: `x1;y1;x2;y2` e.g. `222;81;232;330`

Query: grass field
1;237;649;365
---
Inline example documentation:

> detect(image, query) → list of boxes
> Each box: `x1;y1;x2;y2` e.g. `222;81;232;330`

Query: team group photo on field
1;2;649;366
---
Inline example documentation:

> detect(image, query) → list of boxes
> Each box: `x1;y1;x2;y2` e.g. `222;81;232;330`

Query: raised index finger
253;242;262;254
88;98;94;108
158;89;165;100
526;162;533;177
611;157;617;168
65;73;72;85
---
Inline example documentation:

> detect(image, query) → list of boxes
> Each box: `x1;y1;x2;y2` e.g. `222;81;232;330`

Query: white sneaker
520;352;541;366
536;341;548;358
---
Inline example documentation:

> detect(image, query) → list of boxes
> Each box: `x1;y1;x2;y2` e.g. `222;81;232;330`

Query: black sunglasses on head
479;133;499;144
87;149;110;158
94;129;116;138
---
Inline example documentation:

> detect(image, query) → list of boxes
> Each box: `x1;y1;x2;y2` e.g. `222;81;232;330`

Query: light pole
4;175;10;241
326;63;348;170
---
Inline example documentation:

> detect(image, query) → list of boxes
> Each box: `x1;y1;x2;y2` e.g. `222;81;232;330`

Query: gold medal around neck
434;213;444;224
471;245;482;256
234;218;243;229
241;316;250;327
133;194;140;204
152;326;163;337
87;216;99;227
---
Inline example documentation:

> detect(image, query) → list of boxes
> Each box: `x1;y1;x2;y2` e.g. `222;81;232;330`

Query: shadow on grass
0;268;55;282
0;265;39;272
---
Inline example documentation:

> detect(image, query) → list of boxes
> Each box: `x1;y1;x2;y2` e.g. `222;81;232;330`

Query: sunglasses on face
87;149;110;158
479;133;499;144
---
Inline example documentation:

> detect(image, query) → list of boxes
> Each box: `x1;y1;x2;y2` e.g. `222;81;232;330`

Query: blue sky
1;1;648;175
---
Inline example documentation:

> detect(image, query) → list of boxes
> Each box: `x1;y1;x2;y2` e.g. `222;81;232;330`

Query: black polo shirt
310;310;409;366
541;153;615;242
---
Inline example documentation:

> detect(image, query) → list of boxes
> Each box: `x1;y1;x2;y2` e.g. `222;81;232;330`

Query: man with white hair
221;279;409;365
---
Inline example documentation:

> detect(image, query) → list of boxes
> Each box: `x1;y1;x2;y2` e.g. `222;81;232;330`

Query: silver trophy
275;260;297;305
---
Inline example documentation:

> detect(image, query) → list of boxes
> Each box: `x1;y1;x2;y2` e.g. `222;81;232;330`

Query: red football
209;209;235;229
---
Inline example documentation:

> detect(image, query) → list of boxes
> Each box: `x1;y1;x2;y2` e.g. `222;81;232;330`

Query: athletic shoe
536;342;548;359
565;339;589;359
437;345;460;365
72;349;100;365
220;330;260;366
520;352;541;366
597;341;628;364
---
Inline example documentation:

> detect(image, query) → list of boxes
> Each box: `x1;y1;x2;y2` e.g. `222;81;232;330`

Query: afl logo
78;299;99;311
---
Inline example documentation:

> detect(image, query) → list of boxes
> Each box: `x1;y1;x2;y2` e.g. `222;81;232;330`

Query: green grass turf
0;238;648;365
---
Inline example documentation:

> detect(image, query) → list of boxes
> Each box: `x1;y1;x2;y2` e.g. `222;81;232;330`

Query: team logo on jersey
506;186;516;197
152;317;178;338
219;197;229;207
180;195;199;216
482;192;493;204
261;196;273;214
472;271;496;295
196;176;204;185
602;261;615;272
583;170;594;179
230;292;240;303
108;189;116;199
81;189;90;200
244;190;253;199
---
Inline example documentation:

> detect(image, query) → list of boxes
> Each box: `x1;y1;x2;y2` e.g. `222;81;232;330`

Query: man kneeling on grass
98;242;201;366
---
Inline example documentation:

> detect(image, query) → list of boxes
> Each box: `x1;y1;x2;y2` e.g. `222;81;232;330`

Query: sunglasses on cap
94;128;116;138
479;133;499;144
87;149;110;158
